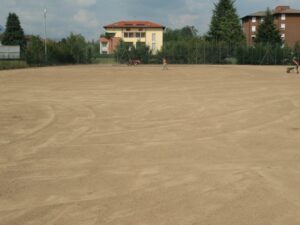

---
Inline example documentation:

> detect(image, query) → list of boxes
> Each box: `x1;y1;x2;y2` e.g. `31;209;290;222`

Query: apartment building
241;6;300;47
100;21;165;54
99;37;121;55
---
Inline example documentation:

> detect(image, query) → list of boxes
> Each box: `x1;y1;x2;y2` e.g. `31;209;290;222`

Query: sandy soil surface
0;65;300;225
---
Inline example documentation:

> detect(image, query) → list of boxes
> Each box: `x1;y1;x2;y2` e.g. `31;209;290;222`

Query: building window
102;43;107;47
281;24;286;30
252;17;256;23
152;33;156;42
135;32;141;38
281;14;286;21
124;32;137;38
152;43;156;50
141;32;146;38
251;35;256;41
260;18;264;22
251;26;256;32
281;33;285;39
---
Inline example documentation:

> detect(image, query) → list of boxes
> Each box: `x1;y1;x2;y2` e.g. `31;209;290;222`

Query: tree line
25;34;99;65
1;0;300;66
114;0;299;65
0;12;99;66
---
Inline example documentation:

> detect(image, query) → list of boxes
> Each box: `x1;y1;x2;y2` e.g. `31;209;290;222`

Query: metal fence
114;41;300;65
159;42;298;65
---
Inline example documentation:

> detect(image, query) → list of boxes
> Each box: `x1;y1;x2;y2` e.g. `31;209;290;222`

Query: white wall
0;45;20;59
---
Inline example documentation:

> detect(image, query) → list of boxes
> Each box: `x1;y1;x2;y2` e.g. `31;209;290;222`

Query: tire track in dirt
78;97;299;147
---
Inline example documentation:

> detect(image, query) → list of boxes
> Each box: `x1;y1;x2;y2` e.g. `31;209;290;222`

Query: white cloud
1;0;300;41
168;14;200;28
73;10;98;28
65;0;96;7
185;0;210;12
17;10;43;23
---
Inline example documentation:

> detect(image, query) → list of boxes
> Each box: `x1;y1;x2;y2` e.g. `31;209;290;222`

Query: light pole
44;8;47;64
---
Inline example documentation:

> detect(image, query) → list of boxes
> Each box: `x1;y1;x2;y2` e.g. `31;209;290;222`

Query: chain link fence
159;42;299;65
114;40;300;66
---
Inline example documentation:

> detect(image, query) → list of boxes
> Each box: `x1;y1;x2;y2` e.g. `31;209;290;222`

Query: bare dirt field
0;65;300;225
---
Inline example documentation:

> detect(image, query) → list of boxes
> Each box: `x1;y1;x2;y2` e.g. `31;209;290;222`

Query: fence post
204;42;206;64
196;41;198;64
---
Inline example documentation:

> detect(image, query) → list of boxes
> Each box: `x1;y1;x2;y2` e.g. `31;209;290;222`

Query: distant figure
292;57;299;74
287;57;299;74
162;57;168;70
128;59;141;66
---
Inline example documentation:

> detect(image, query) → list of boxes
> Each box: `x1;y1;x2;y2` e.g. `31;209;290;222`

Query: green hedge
0;60;28;70
94;55;116;64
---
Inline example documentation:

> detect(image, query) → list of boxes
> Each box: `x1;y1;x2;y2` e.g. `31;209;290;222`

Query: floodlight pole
44;8;47;64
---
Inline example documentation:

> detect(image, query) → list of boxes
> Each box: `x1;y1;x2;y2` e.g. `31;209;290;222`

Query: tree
2;13;26;51
0;25;4;42
26;36;44;65
114;40;130;63
181;26;198;38
101;32;115;39
133;41;152;63
87;41;100;61
65;33;88;64
164;26;198;42
254;8;282;46
114;41;152;64
207;0;245;45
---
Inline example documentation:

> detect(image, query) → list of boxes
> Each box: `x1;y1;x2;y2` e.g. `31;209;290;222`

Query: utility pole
44;8;47;64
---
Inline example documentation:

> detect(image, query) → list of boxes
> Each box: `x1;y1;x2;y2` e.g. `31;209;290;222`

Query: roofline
241;9;300;19
104;21;165;29
273;11;300;15
104;25;166;29
241;15;259;19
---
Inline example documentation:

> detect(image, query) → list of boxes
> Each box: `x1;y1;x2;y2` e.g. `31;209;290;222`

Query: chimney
275;6;290;12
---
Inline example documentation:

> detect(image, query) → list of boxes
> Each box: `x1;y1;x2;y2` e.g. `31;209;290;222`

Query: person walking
292;57;299;74
162;57;168;70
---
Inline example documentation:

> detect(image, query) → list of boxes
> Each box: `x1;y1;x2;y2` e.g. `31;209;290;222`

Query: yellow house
102;21;165;54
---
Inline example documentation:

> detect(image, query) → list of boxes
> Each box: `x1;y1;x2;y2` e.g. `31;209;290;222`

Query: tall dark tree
207;0;245;44
2;13;26;50
0;24;4;41
254;8;282;46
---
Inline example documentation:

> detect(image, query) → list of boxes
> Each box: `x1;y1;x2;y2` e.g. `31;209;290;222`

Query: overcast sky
0;0;300;41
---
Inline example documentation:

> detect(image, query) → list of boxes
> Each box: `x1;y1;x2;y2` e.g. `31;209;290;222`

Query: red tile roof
104;21;165;29
100;37;109;42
